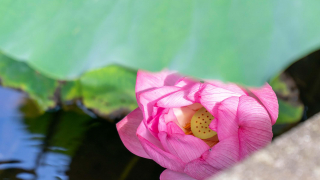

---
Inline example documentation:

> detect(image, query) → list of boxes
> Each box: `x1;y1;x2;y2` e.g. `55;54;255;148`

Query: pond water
0;87;164;180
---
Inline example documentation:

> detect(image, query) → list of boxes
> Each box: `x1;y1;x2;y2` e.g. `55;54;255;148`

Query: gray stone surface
208;113;320;180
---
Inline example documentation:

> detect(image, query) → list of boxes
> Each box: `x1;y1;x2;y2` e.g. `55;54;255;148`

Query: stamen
183;123;193;135
183;123;191;131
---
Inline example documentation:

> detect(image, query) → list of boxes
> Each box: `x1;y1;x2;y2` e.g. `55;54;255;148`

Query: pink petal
160;169;196;180
136;70;182;95
156;90;193;108
202;136;240;170
116;108;150;159
184;135;239;179
237;96;273;159
158;108;180;133
137;120;164;150
186;83;203;102
163;119;185;135
184;159;218;180
138;86;181;121
249;83;279;125
156;79;200;108
208;118;218;132
187;103;203;110
143;110;163;139
138;135;186;172
159;122;210;163
185;137;241;179
212;96;240;140
200;84;242;116
158;112;169;133
206;80;248;96
172;106;197;130
174;77;198;88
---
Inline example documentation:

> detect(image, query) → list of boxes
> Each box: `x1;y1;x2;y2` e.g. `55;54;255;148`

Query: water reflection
0;87;164;180
0;87;69;180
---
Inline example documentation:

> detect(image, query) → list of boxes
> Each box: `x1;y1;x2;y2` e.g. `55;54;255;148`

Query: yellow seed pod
190;107;217;139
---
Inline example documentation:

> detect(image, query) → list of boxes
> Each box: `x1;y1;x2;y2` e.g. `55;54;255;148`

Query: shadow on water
286;49;320;119
0;87;164;180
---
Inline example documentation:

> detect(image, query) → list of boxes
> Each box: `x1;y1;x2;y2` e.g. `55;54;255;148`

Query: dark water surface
0;87;164;180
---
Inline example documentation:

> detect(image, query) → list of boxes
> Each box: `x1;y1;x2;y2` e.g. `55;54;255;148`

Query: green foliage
0;52;137;115
1;1;320;85
0;52;58;109
270;74;304;124
61;65;138;115
80;65;137;114
61;80;82;101
277;100;304;124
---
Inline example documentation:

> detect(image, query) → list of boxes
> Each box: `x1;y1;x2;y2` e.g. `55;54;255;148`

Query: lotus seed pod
190;107;217;139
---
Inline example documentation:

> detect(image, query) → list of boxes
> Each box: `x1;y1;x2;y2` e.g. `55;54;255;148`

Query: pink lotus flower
117;70;278;180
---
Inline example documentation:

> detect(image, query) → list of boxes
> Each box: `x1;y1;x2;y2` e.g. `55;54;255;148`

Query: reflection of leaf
0;52;58;110
24;113;52;136
50;112;91;156
2;1;320;86
24;111;91;157
19;99;44;118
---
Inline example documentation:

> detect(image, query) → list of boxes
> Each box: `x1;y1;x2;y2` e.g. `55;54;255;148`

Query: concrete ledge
208;113;320;180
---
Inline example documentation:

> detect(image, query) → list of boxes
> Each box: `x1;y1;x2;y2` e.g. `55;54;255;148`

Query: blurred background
1;1;320;180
